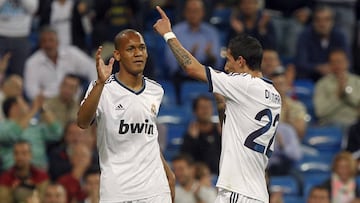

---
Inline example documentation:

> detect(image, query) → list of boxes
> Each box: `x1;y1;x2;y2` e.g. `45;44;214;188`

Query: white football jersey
206;67;281;202
82;74;170;202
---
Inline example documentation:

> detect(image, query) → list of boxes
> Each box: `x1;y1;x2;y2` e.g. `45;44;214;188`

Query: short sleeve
206;66;249;101
80;81;100;117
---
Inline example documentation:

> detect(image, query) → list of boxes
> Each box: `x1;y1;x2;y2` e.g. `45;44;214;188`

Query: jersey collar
114;74;146;95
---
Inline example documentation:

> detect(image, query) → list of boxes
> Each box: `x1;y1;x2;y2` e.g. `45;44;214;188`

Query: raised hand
153;6;172;36
96;46;114;84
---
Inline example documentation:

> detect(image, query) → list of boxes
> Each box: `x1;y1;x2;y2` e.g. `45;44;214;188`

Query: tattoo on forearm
168;39;192;68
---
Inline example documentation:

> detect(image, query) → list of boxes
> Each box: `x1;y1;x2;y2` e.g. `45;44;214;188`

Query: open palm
96;46;114;83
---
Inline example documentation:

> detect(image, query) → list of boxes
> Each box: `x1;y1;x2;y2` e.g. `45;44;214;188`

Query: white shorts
215;188;264;203
116;193;172;203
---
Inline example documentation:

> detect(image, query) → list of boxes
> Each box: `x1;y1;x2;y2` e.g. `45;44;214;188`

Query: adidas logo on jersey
115;104;124;110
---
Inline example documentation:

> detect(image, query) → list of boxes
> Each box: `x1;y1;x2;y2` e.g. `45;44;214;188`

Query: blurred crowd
0;0;360;202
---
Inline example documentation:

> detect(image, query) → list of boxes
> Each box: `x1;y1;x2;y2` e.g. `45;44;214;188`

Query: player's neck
116;72;144;91
247;70;263;78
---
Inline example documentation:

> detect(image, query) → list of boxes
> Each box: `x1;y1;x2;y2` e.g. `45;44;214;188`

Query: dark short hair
327;48;348;60
309;185;330;197
192;95;212;112
172;153;195;166
2;97;18;118
228;34;263;71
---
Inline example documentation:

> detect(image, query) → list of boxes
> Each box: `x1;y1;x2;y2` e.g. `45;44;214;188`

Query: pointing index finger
156;6;168;20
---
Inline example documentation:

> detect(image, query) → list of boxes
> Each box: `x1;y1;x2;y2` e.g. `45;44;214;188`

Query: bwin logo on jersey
118;119;154;135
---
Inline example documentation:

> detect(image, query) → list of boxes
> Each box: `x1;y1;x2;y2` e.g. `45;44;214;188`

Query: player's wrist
163;32;176;42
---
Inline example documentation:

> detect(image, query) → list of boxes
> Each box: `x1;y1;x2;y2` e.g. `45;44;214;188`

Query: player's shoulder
144;77;162;88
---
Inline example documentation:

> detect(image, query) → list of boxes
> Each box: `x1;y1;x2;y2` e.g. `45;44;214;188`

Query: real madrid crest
151;104;156;116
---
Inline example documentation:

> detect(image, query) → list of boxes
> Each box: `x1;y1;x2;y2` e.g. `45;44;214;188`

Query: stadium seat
269;176;300;196
165;124;186;150
303;173;330;200
303;126;343;154
180;81;211;106
158;80;177;108
293;79;316;123
283;195;304;203
209;7;231;46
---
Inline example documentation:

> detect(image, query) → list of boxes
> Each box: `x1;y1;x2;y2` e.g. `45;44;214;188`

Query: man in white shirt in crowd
24;26;96;100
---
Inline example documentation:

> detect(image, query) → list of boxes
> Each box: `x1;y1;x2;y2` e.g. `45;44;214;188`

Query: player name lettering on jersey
118;119;154;135
265;89;281;104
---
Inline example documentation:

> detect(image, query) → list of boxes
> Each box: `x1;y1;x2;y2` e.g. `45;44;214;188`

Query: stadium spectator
0;96;62;170
172;154;217;203
0;141;49;203
91;0;140;48
295;5;351;81
38;0;93;51
322;151;360;202
307;185;331;203
0;0;38;76
265;0;313;57
165;0;221;104
230;0;277;50
0;75;23;121
261;49;296;88
314;49;360;128
346;109;360;156
44;74;81;127
24;26;96;101
42;183;67;203
48;121;98;181
57;144;91;203
271;67;308;139
180;95;221;175
313;0;356;43
194;162;215;188
267;123;302;176
83;167;100;203
0;52;11;83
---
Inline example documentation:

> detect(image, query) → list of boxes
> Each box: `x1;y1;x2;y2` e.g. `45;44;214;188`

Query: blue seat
158;80;177;108
283;195;304;203
303;126;343;153
303;173;330;200
180;81;210;105
293;79;316;122
295;149;333;177
165;124;186;150
269;176;299;196
209;8;231;46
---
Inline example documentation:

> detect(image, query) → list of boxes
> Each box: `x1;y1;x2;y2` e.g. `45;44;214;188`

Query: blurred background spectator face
59;75;80;102
328;50;349;75
313;7;334;37
332;152;357;183
193;96;213;123
14;142;32;169
69;144;91;170
43;184;67;203
261;49;281;77
172;157;195;186
271;73;289;97
40;29;59;59
2;75;23;98
238;0;259;17
184;0;205;27
64;122;87;147
84;171;100;198
194;162;212;187
307;186;330;203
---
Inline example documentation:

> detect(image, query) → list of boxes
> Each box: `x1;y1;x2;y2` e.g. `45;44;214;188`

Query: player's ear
113;50;121;61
